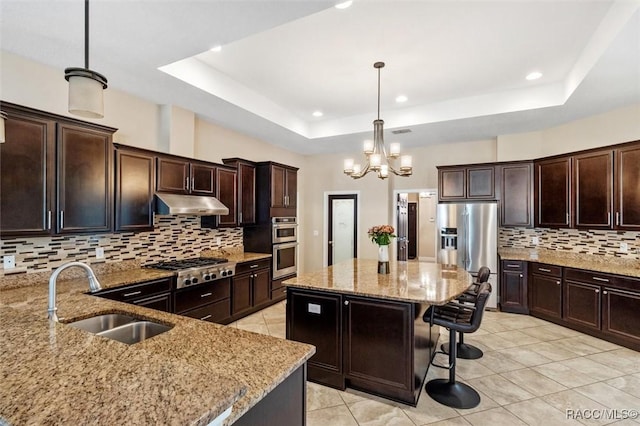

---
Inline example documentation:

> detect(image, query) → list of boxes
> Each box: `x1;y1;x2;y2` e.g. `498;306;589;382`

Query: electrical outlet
3;255;16;269
620;242;628;253
532;236;539;245
95;248;105;259
216;237;222;246
313;230;319;237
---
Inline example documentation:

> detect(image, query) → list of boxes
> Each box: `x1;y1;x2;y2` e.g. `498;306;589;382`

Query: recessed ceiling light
210;45;222;53
335;1;353;9
526;71;542;81
395;95;408;103
312;111;323;117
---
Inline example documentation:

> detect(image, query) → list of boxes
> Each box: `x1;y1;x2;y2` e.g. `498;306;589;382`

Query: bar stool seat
441;266;491;360
423;282;492;409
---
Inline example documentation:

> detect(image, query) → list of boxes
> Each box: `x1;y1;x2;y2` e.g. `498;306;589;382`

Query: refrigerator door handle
465;209;471;269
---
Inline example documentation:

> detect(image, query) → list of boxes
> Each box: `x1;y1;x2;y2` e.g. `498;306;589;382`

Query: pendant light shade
65;0;107;119
0;111;7;143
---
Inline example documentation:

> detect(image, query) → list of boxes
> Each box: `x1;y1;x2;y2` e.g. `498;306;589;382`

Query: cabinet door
57;123;112;234
253;268;271;308
132;292;173;313
217;167;238;227
467;166;495;199
232;273;252;316
157;157;189;193
615;143;640;230
563;281;601;330
115;149;154;231
344;297;412;395
238;162;256;225
529;273;562;319
535;157;572;228
500;262;528;314
602;288;640;343
574;151;613;229
438;168;466;201
181;299;230;323
190;163;216;195
271;165;286;208
0;111;55;237
285;168;297;208
500;163;533;227
286;290;343;386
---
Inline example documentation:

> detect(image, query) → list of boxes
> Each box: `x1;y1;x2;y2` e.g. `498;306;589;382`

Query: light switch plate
532;236;539;245
216;237;222;245
308;303;321;314
620;242;628;252
95;248;105;259
3;255;16;269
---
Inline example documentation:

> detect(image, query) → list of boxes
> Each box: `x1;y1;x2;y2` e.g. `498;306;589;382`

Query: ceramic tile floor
228;302;640;426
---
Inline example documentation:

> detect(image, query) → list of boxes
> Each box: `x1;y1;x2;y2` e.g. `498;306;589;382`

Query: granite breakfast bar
283;259;474;406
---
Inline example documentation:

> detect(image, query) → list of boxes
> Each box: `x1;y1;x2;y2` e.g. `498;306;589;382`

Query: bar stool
423;282;492;409
441;266;491;360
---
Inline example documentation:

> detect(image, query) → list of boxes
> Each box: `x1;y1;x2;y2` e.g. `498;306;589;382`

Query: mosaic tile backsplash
499;227;639;259
0;215;243;276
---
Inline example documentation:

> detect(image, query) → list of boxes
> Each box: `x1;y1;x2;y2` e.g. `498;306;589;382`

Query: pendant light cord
84;0;89;70
377;66;381;120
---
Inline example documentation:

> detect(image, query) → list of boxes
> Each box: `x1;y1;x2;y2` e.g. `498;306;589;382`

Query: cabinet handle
592;277;609;283
123;291;142;297
344;300;349;306
191;177;195;191
595;289;600;293
239;212;243;223
556;281;560;285
603;290;608;295
607;212;611;224
506;264;520;268
249;264;259;269
47;211;52;230
566;213;569;224
539;268;552;272
185;177;190;191
60;211;64;229
616;212;620;226
519;274;523;278
200;292;213;298
200;314;212;321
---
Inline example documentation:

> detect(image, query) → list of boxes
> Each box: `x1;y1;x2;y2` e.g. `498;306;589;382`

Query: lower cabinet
94;277;174;313
602;287;640;345
286;287;431;406
499;260;528;314
528;263;563;321
563;280;601;330
231;259;271;319
175;279;231;324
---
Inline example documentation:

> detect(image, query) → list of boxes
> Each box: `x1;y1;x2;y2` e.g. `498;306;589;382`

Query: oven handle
273;242;299;250
273;223;298;229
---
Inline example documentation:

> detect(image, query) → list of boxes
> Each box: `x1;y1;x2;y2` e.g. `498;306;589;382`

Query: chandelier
343;62;412;180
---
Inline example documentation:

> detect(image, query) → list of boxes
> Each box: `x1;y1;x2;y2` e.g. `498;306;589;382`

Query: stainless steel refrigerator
436;202;499;309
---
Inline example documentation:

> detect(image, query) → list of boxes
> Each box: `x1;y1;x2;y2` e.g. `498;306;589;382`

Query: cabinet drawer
530;263;562;277
97;277;174;302
235;258;271;275
565;268;640;292
501;260;525;272
181;299;230;323
175;279;230;313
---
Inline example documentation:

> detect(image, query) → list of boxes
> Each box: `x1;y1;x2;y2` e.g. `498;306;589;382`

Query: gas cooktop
144;257;236;289
144;257;229;271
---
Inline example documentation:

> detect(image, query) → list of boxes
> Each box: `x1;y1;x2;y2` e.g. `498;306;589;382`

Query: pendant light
343;62;412;180
0;111;7;143
64;0;108;119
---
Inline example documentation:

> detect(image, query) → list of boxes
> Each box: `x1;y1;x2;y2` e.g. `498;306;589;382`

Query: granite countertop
201;250;272;264
0;268;314;425
499;248;640;278
283;259;474;305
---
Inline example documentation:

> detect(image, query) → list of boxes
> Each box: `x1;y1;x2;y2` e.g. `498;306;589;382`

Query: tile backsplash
499;227;639;259
0;216;243;276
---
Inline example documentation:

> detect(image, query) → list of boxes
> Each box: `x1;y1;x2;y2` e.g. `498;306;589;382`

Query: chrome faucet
48;261;102;322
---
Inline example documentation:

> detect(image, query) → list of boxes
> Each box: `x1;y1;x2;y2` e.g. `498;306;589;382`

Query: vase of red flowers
368;225;396;274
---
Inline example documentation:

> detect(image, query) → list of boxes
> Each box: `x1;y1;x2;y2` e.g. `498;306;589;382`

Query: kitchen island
283;259;473;406
0;265;314;425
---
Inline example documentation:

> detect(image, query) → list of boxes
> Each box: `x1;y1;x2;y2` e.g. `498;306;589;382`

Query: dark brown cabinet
602;287;640;346
535;156;572;228
0;103;115;238
256;162;299;220
438;165;495;201
498;162;533;227
614;143;640;230
95;277;174;313
500;260;528;314
156;156;215;195
175;279;231;324
114;146;155;232
222;158;256;226
574;150;613;229
231;259;271;318
270;164;297;210
216;166;238;227
563;280;601;330
529;263;563;321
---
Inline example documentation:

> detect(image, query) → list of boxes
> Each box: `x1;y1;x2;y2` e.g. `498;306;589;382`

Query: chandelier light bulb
380;164;389;178
353;163;362;174
363;139;374;154
400;155;413;171
389;142;401;157
370;153;381;170
343;158;354;173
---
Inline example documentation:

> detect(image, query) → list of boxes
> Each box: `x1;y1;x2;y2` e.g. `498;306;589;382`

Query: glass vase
378;244;390;274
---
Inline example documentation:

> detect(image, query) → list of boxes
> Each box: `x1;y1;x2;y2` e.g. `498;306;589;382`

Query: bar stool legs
426;328;481;409
440;331;484;359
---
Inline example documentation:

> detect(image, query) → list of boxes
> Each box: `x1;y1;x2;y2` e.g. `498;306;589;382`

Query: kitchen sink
66;313;172;344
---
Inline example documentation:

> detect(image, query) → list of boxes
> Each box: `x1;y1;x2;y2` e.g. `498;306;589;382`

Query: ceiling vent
391;128;412;135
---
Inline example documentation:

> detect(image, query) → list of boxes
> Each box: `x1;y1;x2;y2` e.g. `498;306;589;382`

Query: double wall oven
272;217;298;279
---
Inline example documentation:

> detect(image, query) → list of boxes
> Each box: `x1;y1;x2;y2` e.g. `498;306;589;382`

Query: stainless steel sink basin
98;321;172;345
66;314;172;344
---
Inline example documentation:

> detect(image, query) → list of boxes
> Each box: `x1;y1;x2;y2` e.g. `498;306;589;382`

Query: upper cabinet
0;102;116;238
216;166;238;227
156;157;215;195
498;162;534;228
574;150;613;229
222;158;256;226
256;162;298;221
438;165;495;201
614;143;640;230
114;145;155;232
535;156;572;228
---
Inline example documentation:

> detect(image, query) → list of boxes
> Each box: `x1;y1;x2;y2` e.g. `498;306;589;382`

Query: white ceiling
2;1;640;155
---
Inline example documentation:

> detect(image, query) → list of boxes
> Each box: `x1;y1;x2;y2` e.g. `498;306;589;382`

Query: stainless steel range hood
155;193;229;216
